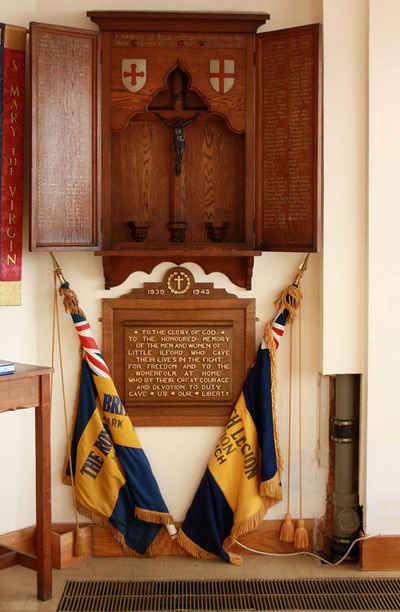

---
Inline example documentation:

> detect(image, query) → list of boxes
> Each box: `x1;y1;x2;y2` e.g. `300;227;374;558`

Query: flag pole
293;269;309;549
50;252;67;285
50;252;85;556
277;254;310;544
279;319;295;542
292;253;311;548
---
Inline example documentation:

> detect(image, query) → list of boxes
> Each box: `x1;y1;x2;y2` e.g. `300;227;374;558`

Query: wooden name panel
256;24;322;252
102;267;255;426
30;23;101;250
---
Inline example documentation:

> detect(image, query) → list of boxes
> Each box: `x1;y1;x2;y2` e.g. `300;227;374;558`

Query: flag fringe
178;490;281;566
135;506;174;526
177;529;219;562
228;552;243;566
224;483;281;554
259;471;282;501
263;320;283;476
71;500;165;558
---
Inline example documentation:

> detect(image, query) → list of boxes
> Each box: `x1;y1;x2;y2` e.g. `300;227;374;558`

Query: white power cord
236;534;378;566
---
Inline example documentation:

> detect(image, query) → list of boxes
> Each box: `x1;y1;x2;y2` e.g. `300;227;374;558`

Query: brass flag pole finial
293;253;310;287
299;252;310;272
50;252;67;285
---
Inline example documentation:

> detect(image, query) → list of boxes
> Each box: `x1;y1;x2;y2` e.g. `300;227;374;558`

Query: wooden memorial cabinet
30;12;321;290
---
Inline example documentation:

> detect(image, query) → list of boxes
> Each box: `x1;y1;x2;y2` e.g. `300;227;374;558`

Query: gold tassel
73;527;85;557
279;512;295;542
293;519;309;549
59;285;85;317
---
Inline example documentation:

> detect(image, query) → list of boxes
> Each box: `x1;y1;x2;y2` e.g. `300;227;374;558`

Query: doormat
57;578;400;611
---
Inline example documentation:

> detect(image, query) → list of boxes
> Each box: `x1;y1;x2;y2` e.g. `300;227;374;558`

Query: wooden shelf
96;248;261;290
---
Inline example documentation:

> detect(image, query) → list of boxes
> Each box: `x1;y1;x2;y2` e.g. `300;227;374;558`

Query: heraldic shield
209;59;235;94
122;59;146;93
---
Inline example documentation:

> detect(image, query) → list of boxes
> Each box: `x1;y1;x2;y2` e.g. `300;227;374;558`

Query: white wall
322;0;400;536
366;0;400;535
322;0;368;376
0;0;327;539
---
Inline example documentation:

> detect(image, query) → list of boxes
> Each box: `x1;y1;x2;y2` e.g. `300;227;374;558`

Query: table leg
35;373;52;601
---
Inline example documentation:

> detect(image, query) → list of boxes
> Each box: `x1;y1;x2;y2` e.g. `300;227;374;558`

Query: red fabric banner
0;24;26;305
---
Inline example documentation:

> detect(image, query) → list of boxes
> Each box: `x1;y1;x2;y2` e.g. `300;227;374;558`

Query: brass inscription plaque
125;322;233;404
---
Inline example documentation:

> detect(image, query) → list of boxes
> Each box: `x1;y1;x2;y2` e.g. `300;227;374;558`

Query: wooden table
0;362;53;601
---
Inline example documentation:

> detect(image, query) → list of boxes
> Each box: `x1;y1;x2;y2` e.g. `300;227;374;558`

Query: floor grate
57;578;400;611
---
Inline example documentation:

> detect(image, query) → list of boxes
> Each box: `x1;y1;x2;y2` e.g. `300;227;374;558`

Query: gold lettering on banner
125;323;233;404
6;61;21;267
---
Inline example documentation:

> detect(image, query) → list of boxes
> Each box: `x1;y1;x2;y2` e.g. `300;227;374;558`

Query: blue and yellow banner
62;293;175;556
177;284;302;565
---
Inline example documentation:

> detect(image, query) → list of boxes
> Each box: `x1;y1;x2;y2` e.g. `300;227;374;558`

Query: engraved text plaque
102;267;255;426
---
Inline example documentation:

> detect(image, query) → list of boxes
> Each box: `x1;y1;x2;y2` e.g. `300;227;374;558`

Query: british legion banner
58;279;176;556
0;24;26;306
177;271;303;564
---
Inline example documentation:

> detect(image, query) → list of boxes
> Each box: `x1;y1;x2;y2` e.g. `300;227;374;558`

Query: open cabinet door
256;24;322;252
30;22;101;250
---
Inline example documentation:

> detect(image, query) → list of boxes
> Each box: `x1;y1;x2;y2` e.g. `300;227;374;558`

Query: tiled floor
0;552;399;612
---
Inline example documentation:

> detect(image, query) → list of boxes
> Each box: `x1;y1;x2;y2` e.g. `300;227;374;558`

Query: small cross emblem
167;270;191;295
210;59;235;94
121;59;146;93
123;63;145;87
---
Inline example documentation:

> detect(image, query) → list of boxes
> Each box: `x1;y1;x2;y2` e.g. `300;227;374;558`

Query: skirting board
360;536;400;571
92;519;314;557
0;519;314;564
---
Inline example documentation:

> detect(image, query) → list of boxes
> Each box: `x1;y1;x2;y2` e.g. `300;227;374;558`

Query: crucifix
151;68;205;242
154;112;200;176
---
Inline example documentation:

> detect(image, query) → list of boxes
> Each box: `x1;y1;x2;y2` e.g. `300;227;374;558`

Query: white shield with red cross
209;59;235;94
121;59;146;93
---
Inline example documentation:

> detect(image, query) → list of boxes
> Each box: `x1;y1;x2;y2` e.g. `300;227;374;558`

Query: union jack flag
271;309;289;349
73;316;111;378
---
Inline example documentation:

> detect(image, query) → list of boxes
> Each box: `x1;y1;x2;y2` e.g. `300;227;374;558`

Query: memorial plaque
125;322;233;404
102;267;255;426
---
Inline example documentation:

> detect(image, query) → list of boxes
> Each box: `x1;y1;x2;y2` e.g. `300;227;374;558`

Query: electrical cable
235;534;378;566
